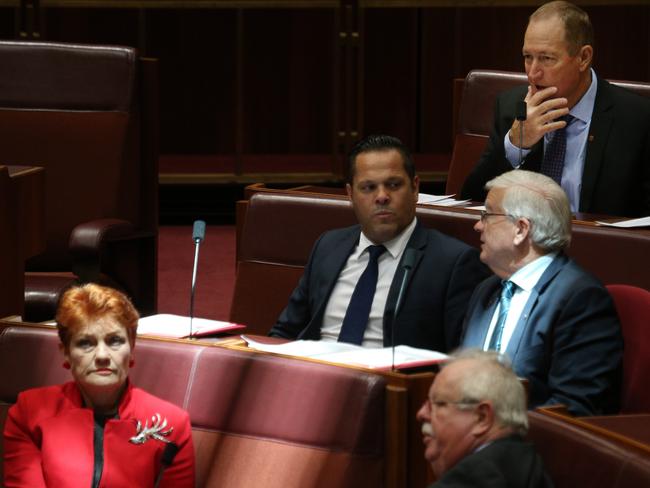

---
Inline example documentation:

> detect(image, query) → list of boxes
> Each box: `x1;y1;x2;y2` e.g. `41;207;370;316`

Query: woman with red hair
3;284;195;487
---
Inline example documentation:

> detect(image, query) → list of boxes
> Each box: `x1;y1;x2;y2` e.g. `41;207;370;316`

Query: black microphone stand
189;220;206;339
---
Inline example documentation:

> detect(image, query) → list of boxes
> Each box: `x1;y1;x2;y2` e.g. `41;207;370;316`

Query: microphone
154;442;179;488
391;248;417;372
189;220;206;339
515;100;527;168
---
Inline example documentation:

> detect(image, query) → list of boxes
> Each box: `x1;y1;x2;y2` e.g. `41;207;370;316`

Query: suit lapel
382;224;426;344
505;254;568;362
303;228;360;339
580;77;614;212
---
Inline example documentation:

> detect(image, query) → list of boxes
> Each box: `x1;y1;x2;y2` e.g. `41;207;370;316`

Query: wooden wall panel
1;2;647;182
148;9;238;155
242;8;336;155
362;7;418;149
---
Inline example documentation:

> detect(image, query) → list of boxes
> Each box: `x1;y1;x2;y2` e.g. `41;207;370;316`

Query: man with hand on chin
416;349;553;487
461;0;650;217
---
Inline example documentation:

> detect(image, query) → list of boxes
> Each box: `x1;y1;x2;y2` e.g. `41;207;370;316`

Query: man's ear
513;217;531;246
578;44;593;72
471;401;494;437
346;183;353;200
412;175;420;202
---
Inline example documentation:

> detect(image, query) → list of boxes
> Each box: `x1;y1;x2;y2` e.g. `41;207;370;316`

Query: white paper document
242;336;448;370
417;193;472;207
138;314;245;338
595;216;650;228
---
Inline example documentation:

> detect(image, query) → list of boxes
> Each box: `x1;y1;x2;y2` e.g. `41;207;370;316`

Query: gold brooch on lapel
129;413;174;445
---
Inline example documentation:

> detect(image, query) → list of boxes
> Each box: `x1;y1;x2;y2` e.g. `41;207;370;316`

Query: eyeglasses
479;210;511;223
426;399;480;412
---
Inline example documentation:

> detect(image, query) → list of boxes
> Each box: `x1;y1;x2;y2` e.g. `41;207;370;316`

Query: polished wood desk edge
536;405;650;455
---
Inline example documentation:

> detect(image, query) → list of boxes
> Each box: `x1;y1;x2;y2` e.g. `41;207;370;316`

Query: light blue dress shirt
505;68;598;212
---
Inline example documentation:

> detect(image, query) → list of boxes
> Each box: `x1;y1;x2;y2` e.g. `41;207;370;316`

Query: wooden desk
0;165;45;318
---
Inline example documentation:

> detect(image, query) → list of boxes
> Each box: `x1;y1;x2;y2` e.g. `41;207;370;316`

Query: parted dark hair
56;283;139;350
347;134;415;183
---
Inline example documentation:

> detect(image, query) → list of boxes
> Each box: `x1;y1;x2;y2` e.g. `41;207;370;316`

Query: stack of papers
595;216;650;228
242;336;448;371
138;314;245;338
417;193;472;207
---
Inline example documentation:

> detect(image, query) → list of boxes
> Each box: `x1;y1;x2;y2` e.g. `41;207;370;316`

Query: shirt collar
509;252;558;292
359;217;417;259
570;68;597;124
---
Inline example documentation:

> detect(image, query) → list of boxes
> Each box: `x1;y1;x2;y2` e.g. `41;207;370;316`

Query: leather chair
606;284;650;413
0;41;159;321
446;69;650;195
527;410;650;487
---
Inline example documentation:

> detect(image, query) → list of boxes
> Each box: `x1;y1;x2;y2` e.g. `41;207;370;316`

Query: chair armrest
70;218;155;282
70;218;136;259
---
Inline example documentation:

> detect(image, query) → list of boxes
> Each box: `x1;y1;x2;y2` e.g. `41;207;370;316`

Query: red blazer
3;381;195;487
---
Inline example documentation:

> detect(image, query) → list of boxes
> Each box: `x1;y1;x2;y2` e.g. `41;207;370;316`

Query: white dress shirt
321;217;417;348
505;68;598;212
482;253;557;353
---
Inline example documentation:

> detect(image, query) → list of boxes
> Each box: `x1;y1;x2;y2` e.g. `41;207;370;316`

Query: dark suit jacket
431;435;553;488
461;253;622;416
269;223;489;352
461;76;650;217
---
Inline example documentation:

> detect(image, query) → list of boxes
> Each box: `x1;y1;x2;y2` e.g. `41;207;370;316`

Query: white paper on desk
242;337;448;370
418;193;472;207
595;216;650;228
242;337;360;356
417;193;455;204
322;345;448;370
434;199;473;207
138;314;245;338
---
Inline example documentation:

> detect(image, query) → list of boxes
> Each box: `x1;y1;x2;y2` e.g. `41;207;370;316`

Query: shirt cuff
504;130;531;168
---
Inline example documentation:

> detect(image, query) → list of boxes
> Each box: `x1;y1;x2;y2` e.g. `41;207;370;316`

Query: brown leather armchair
446;69;650;195
0;41;159;321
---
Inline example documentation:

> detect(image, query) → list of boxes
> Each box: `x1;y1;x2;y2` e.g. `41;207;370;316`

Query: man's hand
509;85;570;148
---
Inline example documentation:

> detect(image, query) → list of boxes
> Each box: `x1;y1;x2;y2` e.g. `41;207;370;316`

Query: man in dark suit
461;1;650;218
416;350;553;487
461;170;622;416
269;134;488;351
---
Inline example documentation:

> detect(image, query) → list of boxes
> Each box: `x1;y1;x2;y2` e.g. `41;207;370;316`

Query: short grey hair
486;170;572;252
444;349;529;436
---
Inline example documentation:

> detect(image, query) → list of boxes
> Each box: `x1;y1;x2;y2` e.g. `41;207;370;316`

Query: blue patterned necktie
338;245;386;345
487;280;516;352
541;114;574;184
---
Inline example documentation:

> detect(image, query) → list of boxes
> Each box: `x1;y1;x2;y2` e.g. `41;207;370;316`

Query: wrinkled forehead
69;318;127;339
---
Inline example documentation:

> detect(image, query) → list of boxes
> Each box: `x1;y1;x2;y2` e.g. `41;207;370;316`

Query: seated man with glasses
417;349;553;487
461;169;622;416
